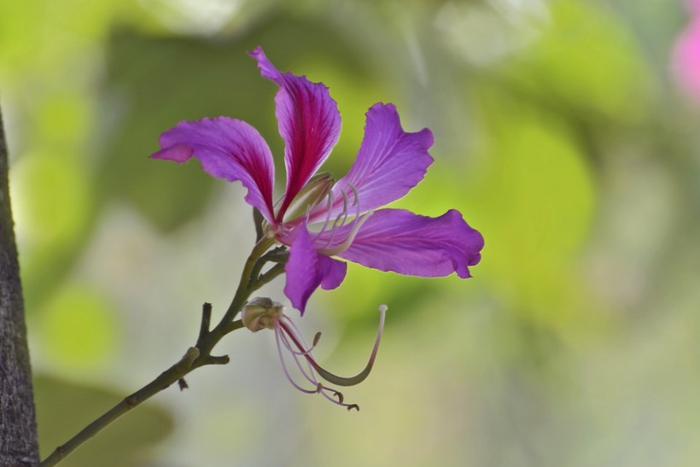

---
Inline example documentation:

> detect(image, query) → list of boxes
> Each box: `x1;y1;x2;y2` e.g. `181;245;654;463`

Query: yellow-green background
2;0;699;466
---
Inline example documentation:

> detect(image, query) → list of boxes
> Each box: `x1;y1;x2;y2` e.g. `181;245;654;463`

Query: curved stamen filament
347;183;360;223
278;329;331;404
276;321;360;410
327;183;363;251
317;210;373;257
281;315;321;356
309;184;363;253
274;326;319;394
337;189;350;227
264;303;387;410
278;329;318;382
279;305;387;387
314;190;335;239
320;188;351;248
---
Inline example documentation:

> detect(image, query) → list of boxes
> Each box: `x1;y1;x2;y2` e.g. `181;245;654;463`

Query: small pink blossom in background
690;0;700;14
673;4;700;102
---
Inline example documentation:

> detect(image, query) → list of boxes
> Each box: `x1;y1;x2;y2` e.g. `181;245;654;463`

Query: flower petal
309;103;433;222
284;226;347;314
250;47;342;220
332;209;483;278
319;255;348;290
152;117;276;221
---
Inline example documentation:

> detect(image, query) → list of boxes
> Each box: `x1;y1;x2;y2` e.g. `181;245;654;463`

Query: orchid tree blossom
36;48;486;464
152;46;484;313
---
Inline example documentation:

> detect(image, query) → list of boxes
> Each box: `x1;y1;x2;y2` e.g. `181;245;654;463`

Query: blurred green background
2;0;700;466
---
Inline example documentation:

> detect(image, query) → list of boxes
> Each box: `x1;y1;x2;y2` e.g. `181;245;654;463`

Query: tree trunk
0;105;39;466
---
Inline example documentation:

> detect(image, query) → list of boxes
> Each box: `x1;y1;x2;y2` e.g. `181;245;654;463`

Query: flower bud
242;297;283;332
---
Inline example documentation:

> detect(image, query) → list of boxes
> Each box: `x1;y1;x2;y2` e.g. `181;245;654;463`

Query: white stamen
347;183;360;209
318;211;374;256
314;190;335;238
274;326;319;394
278;323;361;410
321;188;351;248
262;303;383;411
280;315;321;356
278;329;322;388
305;304;386;387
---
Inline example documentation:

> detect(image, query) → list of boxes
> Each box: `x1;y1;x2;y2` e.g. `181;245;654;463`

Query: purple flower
152;47;484;313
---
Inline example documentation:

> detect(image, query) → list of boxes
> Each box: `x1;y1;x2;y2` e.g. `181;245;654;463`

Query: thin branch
40;237;282;466
253;208;264;242
249;246;288;287
203;355;230;365
254;263;286;289
177;378;189;391
197;302;212;345
40;347;200;467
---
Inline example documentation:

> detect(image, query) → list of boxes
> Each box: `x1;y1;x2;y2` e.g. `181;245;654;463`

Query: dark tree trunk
0;105;39;466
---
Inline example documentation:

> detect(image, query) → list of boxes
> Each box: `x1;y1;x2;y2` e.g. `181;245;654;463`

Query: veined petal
250;47;342;221
332;209;483;278
309;103;433;222
152;117;276;221
284;226;347;314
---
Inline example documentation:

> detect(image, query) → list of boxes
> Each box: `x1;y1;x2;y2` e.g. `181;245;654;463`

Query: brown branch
40;347;201;467
40;235;287;466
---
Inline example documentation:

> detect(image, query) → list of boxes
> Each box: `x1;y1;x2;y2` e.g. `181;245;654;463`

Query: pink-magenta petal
319;255;347;290
331;209;483;278
284;226;347;313
249;47;342;221
311;103;434;221
152;117;276;221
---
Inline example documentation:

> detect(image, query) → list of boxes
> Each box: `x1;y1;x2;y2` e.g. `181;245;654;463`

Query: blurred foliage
505;0;653;122
39;285;120;371
35;375;173;467
2;0;700;466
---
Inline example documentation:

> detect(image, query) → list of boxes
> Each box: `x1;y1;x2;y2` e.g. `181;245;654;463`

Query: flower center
311;184;373;256
280;173;335;224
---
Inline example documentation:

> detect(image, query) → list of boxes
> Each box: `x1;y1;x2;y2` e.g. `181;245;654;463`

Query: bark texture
0;106;39;466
